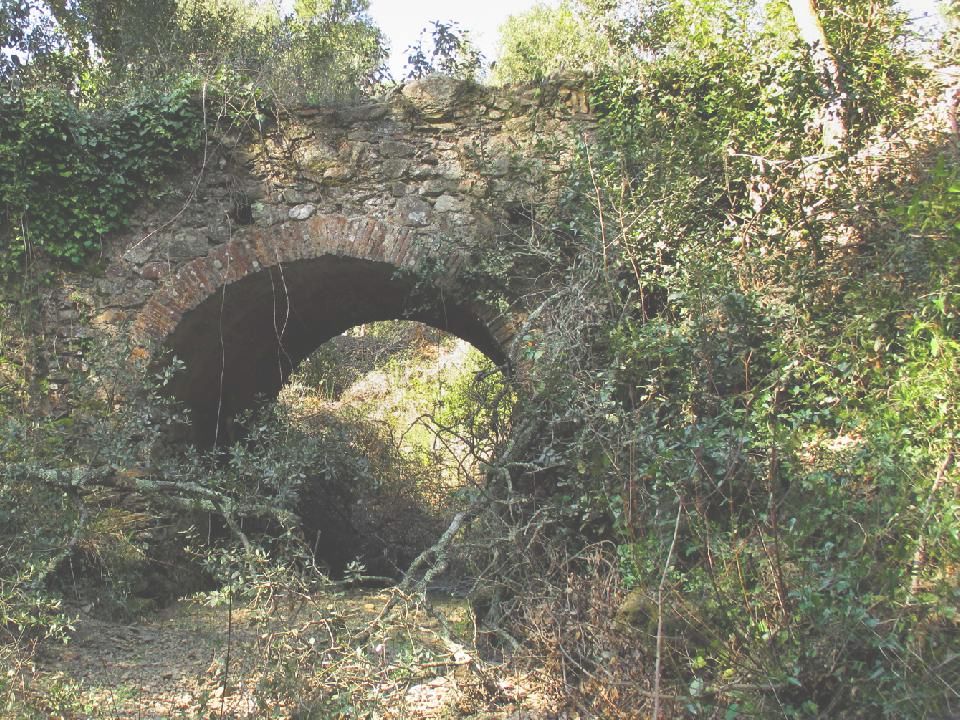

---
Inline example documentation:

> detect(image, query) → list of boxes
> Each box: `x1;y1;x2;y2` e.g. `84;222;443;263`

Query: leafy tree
404;20;483;81
268;0;386;101
492;1;609;83
0;0;88;90
1;0;386;102
788;0;847;148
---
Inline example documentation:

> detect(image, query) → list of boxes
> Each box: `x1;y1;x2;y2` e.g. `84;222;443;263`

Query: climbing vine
0;80;205;274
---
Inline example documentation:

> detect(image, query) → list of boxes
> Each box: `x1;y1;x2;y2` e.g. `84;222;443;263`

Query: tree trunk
789;0;847;150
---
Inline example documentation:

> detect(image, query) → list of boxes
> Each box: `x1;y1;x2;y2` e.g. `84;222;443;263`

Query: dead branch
654;498;683;720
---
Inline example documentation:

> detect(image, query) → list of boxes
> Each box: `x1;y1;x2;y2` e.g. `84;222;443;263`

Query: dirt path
15;588;552;719
32;598;274;718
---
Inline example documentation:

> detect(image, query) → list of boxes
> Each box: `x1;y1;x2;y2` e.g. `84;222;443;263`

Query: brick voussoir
248;229;284;269
391;227;416;266
271;223;303;264
364;220;388;260
132;299;179;343
306;214;349;256
353;218;376;256
168;262;214;313
210;242;257;284
341;217;368;257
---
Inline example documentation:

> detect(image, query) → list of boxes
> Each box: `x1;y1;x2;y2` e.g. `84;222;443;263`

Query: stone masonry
53;75;594;441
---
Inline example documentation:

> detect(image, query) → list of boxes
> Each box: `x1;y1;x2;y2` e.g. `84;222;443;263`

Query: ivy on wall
0;81;204;274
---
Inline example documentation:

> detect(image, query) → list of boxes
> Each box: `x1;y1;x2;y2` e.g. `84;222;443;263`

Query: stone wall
45;75;594;439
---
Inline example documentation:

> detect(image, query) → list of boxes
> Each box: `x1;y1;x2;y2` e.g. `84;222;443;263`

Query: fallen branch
3;462;296;555
399;508;471;596
654;498;684;720
909;450;955;599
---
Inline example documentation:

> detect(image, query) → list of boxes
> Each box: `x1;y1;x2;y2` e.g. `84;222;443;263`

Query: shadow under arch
162;255;508;445
131;213;516;445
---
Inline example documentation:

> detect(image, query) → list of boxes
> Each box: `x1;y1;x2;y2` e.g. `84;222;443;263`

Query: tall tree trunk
789;0;847;150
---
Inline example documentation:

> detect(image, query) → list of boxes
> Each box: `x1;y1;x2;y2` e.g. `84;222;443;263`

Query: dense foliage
492;1;610;83
449;0;959;716
0;83;202;272
404;20;485;81
0;0;385;275
0;0;385;100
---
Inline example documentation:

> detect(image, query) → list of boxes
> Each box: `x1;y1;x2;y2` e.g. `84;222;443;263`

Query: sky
366;0;558;79
901;0;949;34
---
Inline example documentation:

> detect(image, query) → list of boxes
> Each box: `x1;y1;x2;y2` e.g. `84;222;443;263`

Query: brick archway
78;75;597;442
134;213;513;443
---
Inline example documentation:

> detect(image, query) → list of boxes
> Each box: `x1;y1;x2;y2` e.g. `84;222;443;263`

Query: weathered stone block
280;187;316;204
92;308;127;327
437;159;464;180
95;277;124;296
401;76;470;120
289;204;317;220
298;143;337;171
433;194;463;213
419;178;459;196
323;165;354;182
395;197;431;227
110;279;156;308
380;139;416;158
251;201;281;227
140;262;170;281
334;102;390;125
123;237;155;265
381;159;410;179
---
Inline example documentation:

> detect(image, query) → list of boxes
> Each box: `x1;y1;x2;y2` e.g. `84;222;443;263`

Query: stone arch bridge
64;76;593;442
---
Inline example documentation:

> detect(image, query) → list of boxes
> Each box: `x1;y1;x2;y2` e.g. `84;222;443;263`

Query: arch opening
278;320;512;576
162;256;507;445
